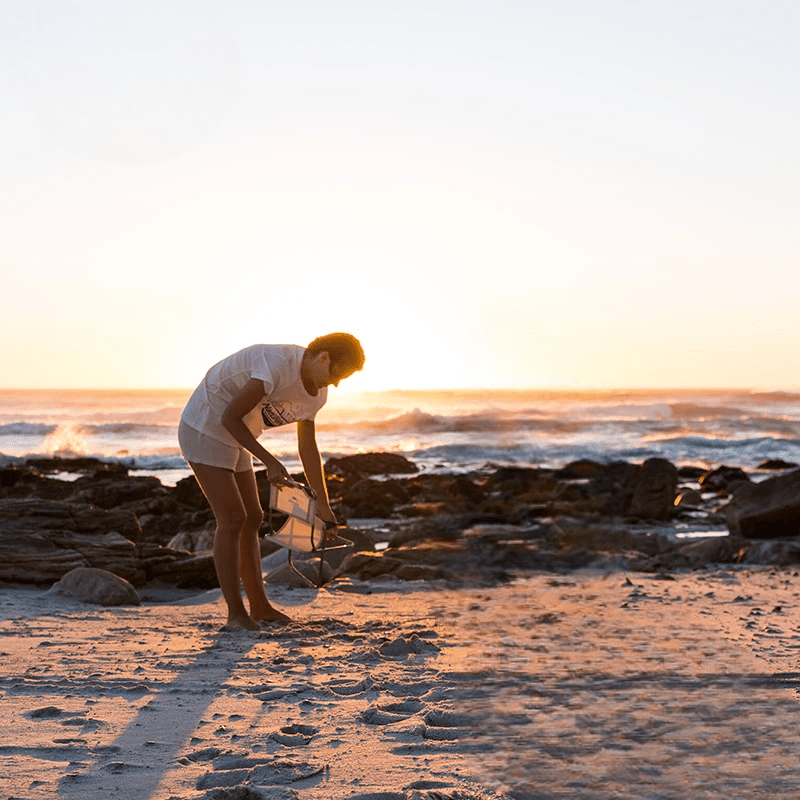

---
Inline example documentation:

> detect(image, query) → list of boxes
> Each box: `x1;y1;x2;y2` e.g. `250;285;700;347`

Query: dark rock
585;461;640;516
396;501;451;518
290;559;333;588
0;498;144;585
0;466;78;501
757;459;799;471
481;468;576;519
399;473;465;503
726;469;800;539
388;514;463;548
742;539;800;565
149;552;218;589
677;465;708;480
700;465;751;493
676;537;746;566
265;556;333;587
554;522;672;557
0;531;89;582
69;473;166;510
0;498;142;540
338;551;405;580
335;527;376;553
325;452;419;476
136;541;195;575
674;489;703;508
3;445;782;586
393;563;449;581
25;456;117;473
167;527;215;553
0;467;23;489
339;477;409;518
0;527;141;585
448;476;486;504
486;466;542;488
627;458;679;520
88;462;130;479
554;482;588;503
173;474;208;510
557;460;607;479
631;536;747;571
138;509;213;543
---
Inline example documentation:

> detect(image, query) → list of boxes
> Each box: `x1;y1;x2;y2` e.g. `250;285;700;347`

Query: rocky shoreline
3;453;800;600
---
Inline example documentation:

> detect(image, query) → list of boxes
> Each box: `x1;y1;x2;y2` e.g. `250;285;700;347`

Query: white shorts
178;420;254;473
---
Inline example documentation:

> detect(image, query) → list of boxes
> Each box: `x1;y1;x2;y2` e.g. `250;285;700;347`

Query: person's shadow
55;587;322;800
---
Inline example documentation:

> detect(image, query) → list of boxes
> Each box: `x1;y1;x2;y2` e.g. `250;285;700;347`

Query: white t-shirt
181;344;328;447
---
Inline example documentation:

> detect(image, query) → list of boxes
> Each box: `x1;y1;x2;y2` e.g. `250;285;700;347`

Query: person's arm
220;378;291;484
296;419;336;525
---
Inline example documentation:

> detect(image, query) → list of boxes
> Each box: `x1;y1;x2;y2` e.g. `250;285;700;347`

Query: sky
1;1;799;392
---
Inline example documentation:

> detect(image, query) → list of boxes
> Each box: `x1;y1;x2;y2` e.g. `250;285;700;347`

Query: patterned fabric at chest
260;400;299;427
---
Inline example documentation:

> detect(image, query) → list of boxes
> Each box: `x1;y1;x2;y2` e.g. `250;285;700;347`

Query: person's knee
214;503;248;533
244;506;265;532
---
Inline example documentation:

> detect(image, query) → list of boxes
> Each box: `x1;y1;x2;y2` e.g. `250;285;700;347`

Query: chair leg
287;550;316;589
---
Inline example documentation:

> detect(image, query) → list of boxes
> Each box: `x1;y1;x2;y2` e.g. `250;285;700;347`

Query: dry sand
3;566;800;799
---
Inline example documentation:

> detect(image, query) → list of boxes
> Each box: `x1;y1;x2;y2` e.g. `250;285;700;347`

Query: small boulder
674;489;703;508
558;460;607;479
264;556;332;587
167;528;215;553
726;469;800;538
340;477;409;518
627;458;678;520
700;465;751;493
325;452;418;476
743;539;800;565
173;474;209;510
757;459;799;471
48;567;141;606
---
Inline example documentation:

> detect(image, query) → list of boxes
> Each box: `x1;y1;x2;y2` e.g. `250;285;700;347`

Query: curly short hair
306;332;365;373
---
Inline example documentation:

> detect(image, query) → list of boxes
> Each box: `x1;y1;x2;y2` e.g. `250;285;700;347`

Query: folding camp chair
265;480;353;588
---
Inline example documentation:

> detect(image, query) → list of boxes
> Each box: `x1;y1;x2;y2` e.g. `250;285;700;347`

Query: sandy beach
3;566;800;800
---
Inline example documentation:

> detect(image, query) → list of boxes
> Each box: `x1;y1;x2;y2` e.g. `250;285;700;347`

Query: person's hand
317;515;340;545
264;457;291;485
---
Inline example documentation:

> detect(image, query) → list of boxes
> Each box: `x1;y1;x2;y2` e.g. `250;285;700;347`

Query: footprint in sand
196;757;327;790
181;745;222;764
381;699;425;715
200;787;298;799
421;708;475;741
30;707;101;732
360;698;425;725
270;723;318;746
346;789;470;800
424;709;474;727
378;679;439;698
326;675;375;696
360;707;410;725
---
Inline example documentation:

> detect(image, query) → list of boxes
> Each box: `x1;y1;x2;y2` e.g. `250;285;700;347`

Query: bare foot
221;612;261;632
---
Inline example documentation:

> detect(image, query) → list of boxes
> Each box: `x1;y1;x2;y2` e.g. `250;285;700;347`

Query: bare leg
233;468;290;623
188;461;260;631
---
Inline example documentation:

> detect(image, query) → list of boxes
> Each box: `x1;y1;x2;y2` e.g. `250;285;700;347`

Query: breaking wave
3;388;800;482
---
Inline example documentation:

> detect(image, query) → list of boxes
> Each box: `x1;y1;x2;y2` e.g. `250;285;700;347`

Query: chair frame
265;480;352;588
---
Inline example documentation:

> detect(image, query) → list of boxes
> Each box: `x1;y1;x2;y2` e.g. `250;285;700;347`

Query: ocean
2;388;800;485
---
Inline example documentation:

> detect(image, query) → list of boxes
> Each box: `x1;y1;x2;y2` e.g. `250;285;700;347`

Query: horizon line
1;386;798;394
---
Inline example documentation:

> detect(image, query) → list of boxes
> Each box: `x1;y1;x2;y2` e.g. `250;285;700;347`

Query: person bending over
178;333;365;630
